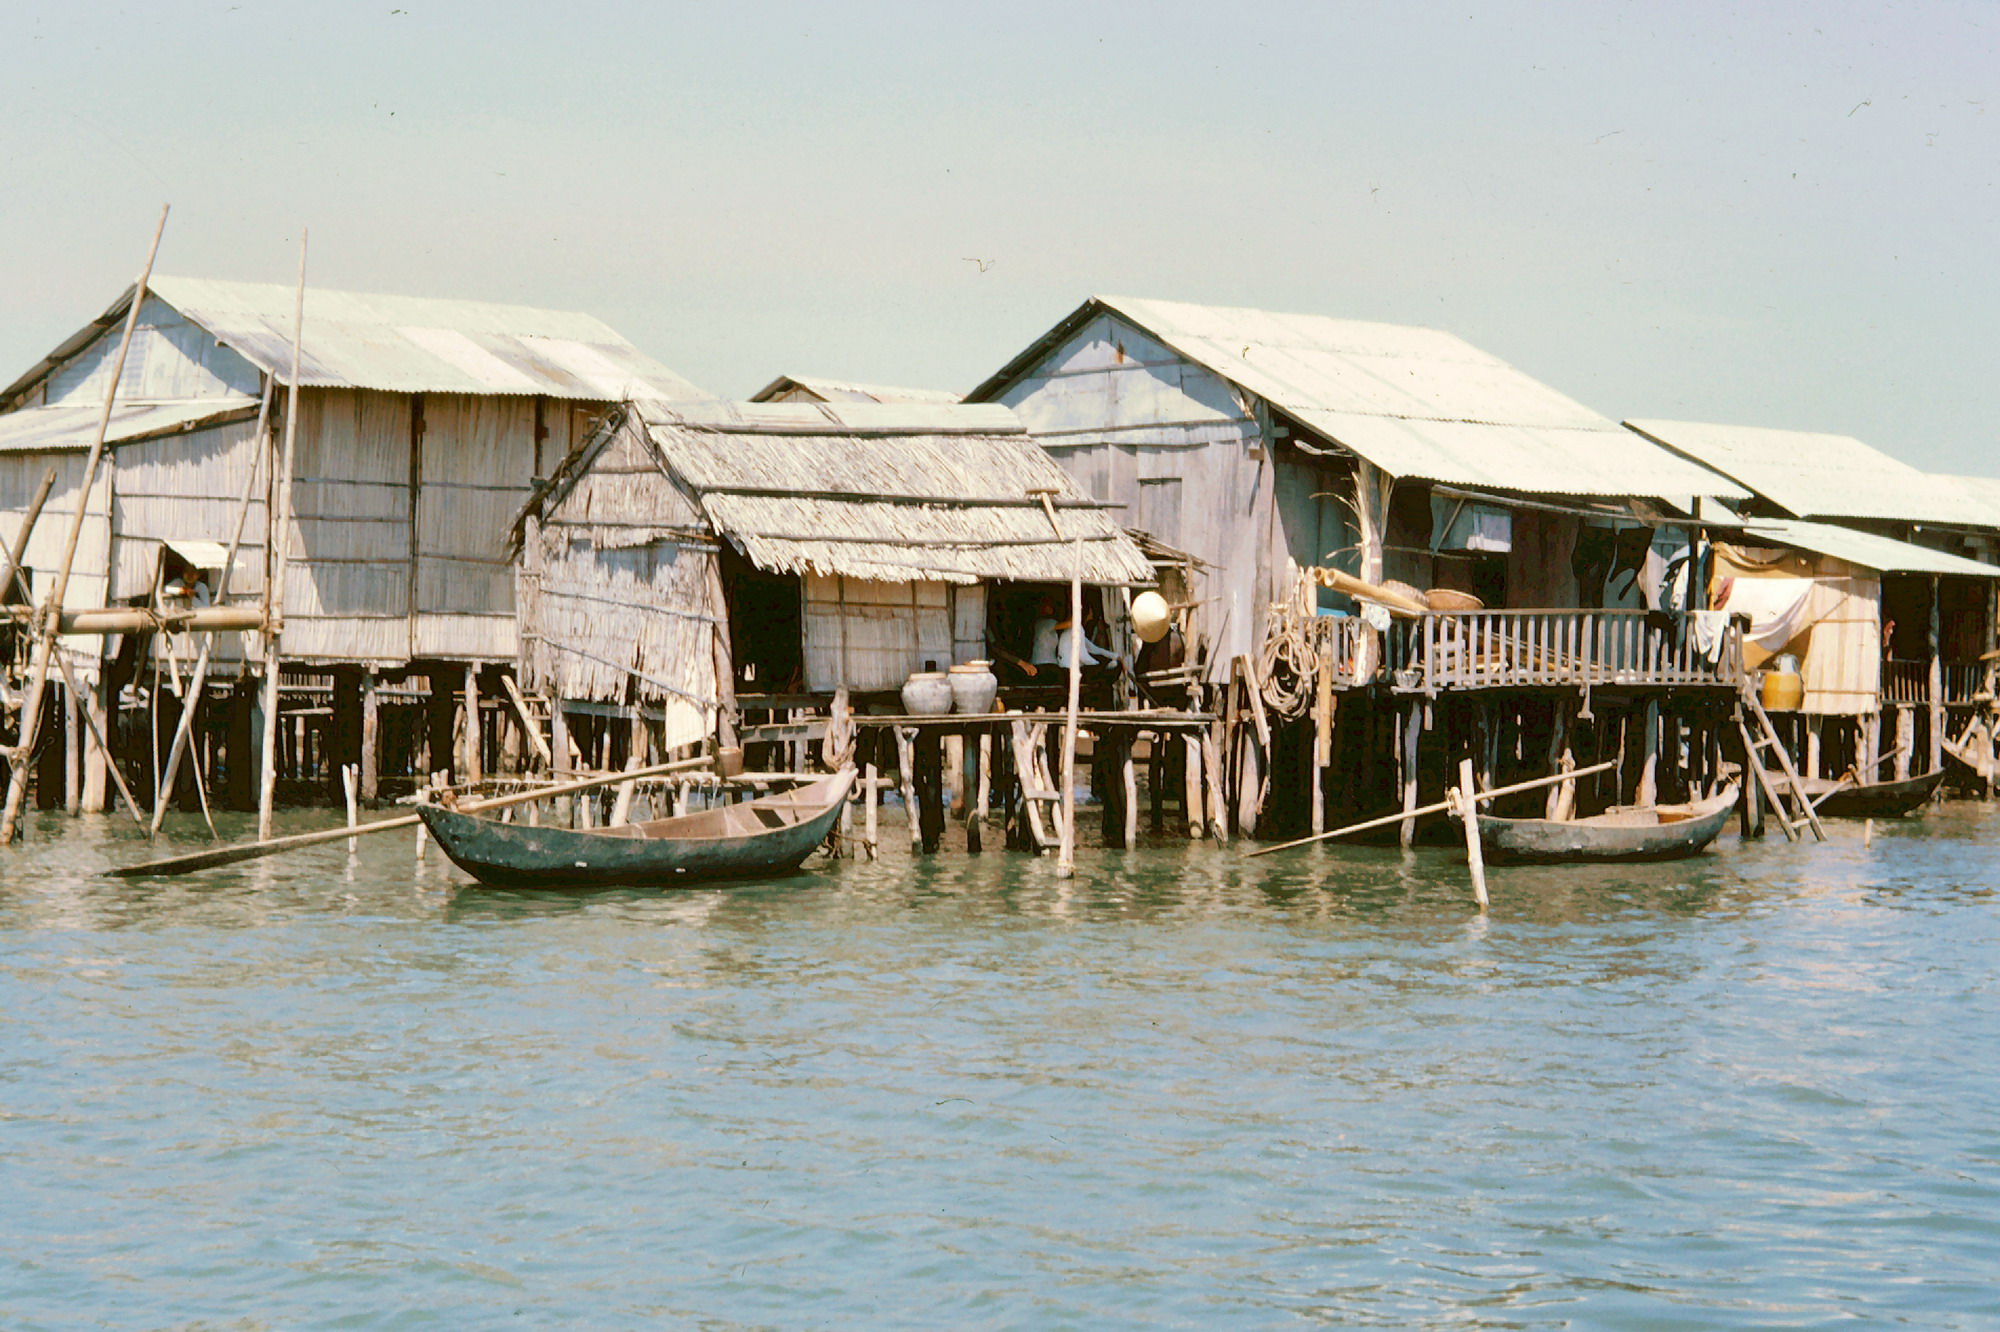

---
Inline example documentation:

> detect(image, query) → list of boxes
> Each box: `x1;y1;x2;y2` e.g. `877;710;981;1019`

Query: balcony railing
1884;657;1992;707
1379;610;1743;694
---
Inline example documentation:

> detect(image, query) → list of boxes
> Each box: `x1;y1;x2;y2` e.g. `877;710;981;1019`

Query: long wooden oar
107;754;718;878
1245;758;1619;857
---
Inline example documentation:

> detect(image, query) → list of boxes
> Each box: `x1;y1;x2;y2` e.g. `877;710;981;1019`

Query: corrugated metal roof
1932;473;2000;529
7;277;707;405
973;296;1748;503
1625;419;1996;528
0;397;259;453
749;374;962;405
1739;518;2000;577
626;399;1152;585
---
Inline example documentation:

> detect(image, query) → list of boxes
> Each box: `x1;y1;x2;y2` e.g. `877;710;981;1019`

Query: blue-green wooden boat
418;769;854;889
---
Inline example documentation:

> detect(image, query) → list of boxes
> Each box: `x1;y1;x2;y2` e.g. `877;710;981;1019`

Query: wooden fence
1376;610;1742;694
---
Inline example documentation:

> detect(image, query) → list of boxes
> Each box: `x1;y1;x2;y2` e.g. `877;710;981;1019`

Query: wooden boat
417;769;855;890
1798;768;1944;819
1471;785;1738;865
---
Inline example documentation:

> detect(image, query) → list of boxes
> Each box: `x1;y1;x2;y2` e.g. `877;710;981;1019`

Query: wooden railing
1885;658;1990;706
1381;610;1742;694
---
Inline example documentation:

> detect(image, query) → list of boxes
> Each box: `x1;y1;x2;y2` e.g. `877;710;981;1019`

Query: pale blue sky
2;1;1993;473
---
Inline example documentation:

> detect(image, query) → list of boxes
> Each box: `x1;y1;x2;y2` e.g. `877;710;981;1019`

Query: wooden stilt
1202;729;1228;845
1399;701;1421;849
863;760;880;859
895;727;920;852
360;672;380;801
462;663;482;788
82;675;110;814
966;732;987;854
944;735;964;818
1122;737;1138;850
1457;756;1488;911
1182;732;1204;840
342;764;359;853
1637;699;1661;806
64;685;81;816
1546;699;1572;819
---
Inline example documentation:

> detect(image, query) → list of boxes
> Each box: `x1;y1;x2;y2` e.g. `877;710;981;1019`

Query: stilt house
515;397;1152;769
967;296;1764;838
0;276;706;809
968;296;1751;675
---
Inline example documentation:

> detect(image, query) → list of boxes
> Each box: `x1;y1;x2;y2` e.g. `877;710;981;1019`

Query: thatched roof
604;399;1154;585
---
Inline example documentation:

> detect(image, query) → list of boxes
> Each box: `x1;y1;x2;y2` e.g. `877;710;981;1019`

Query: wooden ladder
1736;683;1826;843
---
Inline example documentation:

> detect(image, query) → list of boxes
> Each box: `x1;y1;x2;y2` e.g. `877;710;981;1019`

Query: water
3;804;1998;1329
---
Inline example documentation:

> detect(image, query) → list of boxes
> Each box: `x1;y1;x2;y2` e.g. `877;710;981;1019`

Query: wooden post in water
1399;700;1422;849
1182;733;1204;840
1457;756;1488;911
863;760;880;859
1928;576;1944;776
1637;699;1661;806
360;672;380;802
1121;737;1138;850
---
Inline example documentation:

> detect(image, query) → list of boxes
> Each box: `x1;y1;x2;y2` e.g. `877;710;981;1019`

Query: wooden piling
1458;757;1489;911
1399;700;1421;850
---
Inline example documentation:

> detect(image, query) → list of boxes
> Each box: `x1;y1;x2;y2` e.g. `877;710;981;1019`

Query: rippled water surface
4;802;1998;1329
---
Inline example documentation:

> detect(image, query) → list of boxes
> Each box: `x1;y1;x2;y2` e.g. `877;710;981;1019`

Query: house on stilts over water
0;275;706;819
1628;420;2000;794
968;296;1769;841
514;396;1164;852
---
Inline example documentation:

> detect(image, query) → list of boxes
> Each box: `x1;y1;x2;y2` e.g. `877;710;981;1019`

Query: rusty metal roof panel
1626;419;1997;528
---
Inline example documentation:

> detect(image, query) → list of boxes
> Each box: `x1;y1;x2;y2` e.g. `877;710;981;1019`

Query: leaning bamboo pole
257;230;307;839
110;752;718;878
1245;758;1620;857
1;205;169;844
148;378;274;839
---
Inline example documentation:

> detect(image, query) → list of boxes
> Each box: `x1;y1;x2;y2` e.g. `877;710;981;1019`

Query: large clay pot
948;661;998;714
1762;670;1805;712
900;671;954;717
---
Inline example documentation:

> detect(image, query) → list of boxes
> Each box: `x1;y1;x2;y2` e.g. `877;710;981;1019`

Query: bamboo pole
2;206;168;843
1245;758;1620;857
148;378;274;838
109;753;718;878
258;228;307;840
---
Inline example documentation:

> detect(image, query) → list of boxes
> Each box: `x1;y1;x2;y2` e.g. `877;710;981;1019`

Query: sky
1;1;1994;475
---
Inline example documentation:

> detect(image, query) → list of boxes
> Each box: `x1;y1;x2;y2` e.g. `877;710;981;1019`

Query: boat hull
1810;769;1943;819
1477;788;1737;865
418;771;853;890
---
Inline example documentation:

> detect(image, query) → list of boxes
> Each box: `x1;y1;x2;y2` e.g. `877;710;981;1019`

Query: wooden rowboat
1471;785;1738;865
417;769;854;890
1799;768;1943;819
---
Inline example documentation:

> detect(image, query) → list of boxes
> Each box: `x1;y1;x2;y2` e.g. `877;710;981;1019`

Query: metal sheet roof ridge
633;397;1024;435
1738;517;2000;577
748;374;963;405
6;275;709;406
